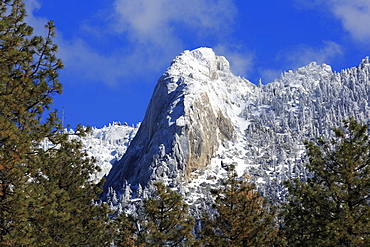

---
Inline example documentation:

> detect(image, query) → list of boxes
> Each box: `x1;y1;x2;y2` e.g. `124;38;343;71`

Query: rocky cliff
101;48;370;212
104;48;254;191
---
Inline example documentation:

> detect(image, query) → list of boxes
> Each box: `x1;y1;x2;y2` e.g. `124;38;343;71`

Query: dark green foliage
283;118;370;246
200;165;278;247
0;0;63;242
113;213;138;247
16;135;112;246
137;182;196;247
0;1;111;245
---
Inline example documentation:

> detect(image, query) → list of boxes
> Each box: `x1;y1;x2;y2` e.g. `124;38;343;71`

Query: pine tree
0;1;111;245
113;212;138;247
136;182;196;247
13;133;112;246
283;118;370;246
200;165;278;247
0;0;62;242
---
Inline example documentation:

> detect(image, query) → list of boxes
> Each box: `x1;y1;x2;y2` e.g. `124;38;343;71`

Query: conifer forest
1;1;370;246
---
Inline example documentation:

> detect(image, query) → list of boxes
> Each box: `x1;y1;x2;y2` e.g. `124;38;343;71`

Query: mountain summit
102;48;370;210
104;48;255;190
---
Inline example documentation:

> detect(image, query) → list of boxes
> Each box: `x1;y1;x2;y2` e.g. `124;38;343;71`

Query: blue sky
24;0;370;128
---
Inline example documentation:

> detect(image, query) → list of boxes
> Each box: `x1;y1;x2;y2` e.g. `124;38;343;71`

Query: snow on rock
101;47;370;213
103;48;255;194
39;122;139;184
73;122;138;183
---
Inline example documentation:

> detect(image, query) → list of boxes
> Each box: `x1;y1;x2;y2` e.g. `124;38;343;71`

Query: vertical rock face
187;93;234;175
104;48;255;193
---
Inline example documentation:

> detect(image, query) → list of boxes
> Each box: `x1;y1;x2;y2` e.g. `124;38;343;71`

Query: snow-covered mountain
78;122;139;183
41;122;139;184
91;48;370;213
49;122;138;183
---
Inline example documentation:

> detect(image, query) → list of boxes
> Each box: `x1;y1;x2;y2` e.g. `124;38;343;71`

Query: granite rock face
102;49;370;212
104;48;253;193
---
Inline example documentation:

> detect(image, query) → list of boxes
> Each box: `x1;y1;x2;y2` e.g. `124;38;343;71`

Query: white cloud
214;45;254;77
24;0;239;87
24;0;49;36
56;38;180;87
23;0;127;86
333;0;370;41
107;0;238;84
259;68;283;84
56;39;121;86
283;41;343;69
259;41;343;84
297;0;370;42
113;0;236;42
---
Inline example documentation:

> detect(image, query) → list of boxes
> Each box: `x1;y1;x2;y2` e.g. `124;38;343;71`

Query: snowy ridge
78;122;139;183
45;122;139;183
39;122;138;183
99;48;370;216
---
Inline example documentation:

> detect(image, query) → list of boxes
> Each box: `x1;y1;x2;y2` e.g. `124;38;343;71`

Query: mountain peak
103;48;254;194
102;49;370;213
360;56;370;68
167;47;231;82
